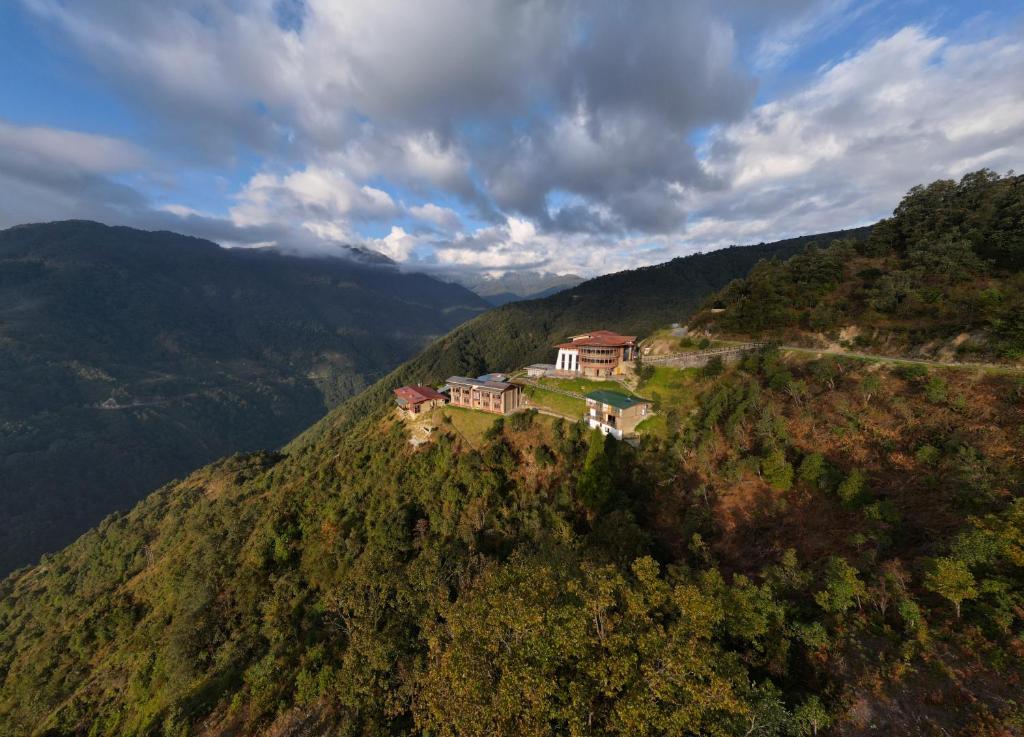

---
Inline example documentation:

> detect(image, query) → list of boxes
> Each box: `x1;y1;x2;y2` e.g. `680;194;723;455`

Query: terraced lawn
536;376;641;398
635;366;702;437
522;385;587;418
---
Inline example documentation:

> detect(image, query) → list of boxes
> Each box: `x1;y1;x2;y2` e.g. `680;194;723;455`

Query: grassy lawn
634;366;702;437
523;385;586;418
431;406;503;445
536;376;639;398
417;406;567;447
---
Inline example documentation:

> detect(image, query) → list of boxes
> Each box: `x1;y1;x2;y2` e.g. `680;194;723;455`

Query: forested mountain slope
0;221;488;574
2;338;1022;736
3;174;1023;736
292;225;870;448
693;171;1024;362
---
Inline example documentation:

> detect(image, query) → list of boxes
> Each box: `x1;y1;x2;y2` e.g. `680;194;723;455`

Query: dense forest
1;174;1022;736
0;221;489;574
695;171;1024;361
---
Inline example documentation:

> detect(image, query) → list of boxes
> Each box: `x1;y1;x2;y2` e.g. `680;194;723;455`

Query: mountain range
2;171;1023;736
450;271;586;306
0;220;488;574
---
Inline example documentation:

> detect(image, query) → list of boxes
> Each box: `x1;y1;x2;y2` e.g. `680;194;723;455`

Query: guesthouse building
445;376;522;415
554;330;638;378
393;385;448;416
585;390;651;440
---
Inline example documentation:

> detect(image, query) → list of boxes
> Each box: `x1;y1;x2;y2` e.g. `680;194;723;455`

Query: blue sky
1;1;1022;278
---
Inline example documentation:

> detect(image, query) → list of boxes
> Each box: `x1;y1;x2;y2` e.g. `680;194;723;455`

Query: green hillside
293;225;870;448
692;171;1024;362
0;221;488;574
3;175;1023;736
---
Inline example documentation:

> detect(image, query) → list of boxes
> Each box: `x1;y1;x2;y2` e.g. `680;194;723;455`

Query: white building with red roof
553;330;637;378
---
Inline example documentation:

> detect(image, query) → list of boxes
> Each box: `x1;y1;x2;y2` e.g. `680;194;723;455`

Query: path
773;344;1024;373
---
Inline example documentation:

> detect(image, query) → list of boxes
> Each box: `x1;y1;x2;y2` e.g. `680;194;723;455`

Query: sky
1;0;1022;278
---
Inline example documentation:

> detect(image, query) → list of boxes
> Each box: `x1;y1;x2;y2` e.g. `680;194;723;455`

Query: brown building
585;390;652;439
554;330;638;378
393;385;448;415
445;376;522;414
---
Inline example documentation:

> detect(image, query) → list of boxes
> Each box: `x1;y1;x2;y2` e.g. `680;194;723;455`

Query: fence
643;342;764;369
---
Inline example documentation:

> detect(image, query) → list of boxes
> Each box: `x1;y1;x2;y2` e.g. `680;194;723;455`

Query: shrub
914;444;941;467
483;417;505;440
798;453;825;486
761;449;794;491
924;377;948;404
702;356;724;379
508;409;537;432
836;470;868;507
533;445;555;467
896;364;928;383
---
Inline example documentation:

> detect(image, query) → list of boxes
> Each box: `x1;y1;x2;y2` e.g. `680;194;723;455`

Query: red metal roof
394;385;447;405
555;330;637;349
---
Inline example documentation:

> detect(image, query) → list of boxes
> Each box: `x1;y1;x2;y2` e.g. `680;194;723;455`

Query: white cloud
229;165;398;245
691;26;1024;250
9;3;1024;280
409;203;462;233
0;119;146;173
368;226;420;262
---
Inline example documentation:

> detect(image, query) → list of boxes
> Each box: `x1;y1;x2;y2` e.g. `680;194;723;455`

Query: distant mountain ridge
451;270;585;305
0;220;488;574
294;225;872;447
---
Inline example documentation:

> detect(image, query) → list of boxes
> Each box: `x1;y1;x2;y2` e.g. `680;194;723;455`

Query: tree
761;450;794;491
577;429;616;513
814;556;866;614
792;696;831;736
634;354;655;386
797;453;825;487
924;557;977;619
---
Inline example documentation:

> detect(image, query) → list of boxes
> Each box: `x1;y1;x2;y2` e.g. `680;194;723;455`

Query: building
393;385;448;415
445;376;522;414
554;330;638;378
585;390;651;440
526;363;557;378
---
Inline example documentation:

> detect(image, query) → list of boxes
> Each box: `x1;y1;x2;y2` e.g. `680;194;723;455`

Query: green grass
634;366;702;437
537;376;639;398
433;406;503;445
523;386;586;418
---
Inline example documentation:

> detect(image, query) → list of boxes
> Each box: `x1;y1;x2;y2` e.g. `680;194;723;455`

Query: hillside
691;171;1024;363
2;346;1022;735
3;174;1024;736
294;225;871;448
0;221;488;574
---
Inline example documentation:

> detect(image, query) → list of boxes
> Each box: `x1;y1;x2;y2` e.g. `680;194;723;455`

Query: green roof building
584;390;652;439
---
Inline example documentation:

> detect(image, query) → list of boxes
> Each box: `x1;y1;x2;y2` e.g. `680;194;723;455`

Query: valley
0;221;489;574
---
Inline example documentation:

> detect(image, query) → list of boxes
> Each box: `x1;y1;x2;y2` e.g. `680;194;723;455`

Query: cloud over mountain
4;0;1022;275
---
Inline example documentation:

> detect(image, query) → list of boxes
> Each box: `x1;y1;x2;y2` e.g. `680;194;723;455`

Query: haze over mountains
450;271;585;306
0;220;488;574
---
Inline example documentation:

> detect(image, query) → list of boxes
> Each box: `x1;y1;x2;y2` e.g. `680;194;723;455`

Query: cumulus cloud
0;120;150;227
20;0;756;238
8;1;1024;278
691;26;1024;248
